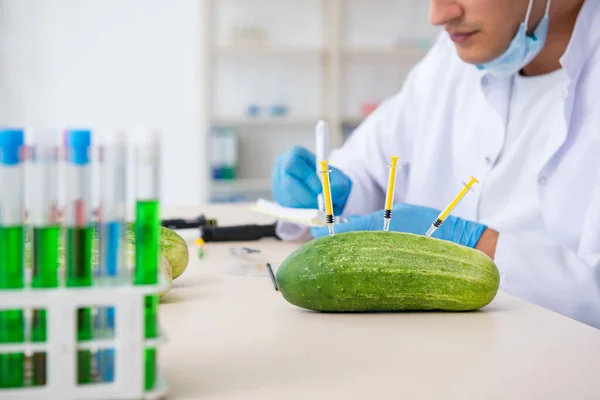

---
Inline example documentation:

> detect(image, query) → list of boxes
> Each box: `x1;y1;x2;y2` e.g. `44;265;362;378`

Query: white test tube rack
0;273;169;400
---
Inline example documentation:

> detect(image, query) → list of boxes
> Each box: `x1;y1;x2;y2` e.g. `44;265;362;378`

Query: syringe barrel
29;144;59;226
0;129;25;226
64;130;92;227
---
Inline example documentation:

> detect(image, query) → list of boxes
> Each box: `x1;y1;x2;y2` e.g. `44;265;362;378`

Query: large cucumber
24;223;189;280
275;231;500;312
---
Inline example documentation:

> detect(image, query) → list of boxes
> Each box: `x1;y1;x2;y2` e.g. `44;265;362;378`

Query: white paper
249;199;327;226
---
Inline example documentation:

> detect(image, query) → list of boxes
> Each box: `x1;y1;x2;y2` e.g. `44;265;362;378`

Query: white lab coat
277;0;600;329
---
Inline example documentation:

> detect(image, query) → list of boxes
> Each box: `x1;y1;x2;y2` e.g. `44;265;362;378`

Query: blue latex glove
310;202;487;248
271;146;352;215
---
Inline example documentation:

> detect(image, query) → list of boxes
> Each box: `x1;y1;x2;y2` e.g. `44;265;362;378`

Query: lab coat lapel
539;84;571;173
468;74;510;186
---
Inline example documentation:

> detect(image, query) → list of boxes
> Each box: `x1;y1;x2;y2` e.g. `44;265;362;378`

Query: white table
158;204;600;400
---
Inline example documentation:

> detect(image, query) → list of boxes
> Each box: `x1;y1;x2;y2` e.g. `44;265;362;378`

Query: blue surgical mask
476;0;552;77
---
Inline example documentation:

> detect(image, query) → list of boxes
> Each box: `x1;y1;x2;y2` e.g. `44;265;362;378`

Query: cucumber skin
275;231;500;312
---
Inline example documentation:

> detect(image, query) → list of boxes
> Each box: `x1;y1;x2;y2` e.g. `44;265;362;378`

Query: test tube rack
0;271;170;400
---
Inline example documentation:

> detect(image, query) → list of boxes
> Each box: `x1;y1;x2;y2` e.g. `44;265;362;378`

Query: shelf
203;1;434;203
210;178;271;194
342;116;367;126
343;45;428;59
213;45;327;57
212;116;323;128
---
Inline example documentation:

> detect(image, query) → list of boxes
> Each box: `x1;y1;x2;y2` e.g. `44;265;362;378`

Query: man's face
430;0;543;64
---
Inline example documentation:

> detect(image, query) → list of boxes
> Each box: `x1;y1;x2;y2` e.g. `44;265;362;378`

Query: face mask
476;0;552;77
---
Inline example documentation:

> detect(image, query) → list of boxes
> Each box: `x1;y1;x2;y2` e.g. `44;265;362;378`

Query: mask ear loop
524;0;551;32
544;0;552;17
524;0;535;27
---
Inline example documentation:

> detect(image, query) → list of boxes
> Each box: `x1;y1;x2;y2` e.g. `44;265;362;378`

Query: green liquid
0;226;25;388
31;226;60;386
144;348;157;391
66;226;93;384
135;200;159;390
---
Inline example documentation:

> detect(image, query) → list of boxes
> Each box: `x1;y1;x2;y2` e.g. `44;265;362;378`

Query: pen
161;215;217;230
200;223;278;242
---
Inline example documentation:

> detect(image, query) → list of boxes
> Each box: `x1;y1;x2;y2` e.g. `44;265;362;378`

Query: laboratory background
0;0;439;207
2;1;599;399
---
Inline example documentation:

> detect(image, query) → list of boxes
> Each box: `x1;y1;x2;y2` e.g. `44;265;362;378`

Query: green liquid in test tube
0;129;25;388
133;130;161;391
64;129;94;384
29;131;60;386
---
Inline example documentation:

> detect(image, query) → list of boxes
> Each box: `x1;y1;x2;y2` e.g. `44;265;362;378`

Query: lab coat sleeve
328;93;412;216
494;200;600;329
327;34;451;217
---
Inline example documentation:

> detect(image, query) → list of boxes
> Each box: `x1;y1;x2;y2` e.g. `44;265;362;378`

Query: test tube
0;128;25;389
96;129;127;383
383;156;400;231
64;129;94;384
133;129;161;391
29;129;60;386
318;160;335;236
426;176;479;237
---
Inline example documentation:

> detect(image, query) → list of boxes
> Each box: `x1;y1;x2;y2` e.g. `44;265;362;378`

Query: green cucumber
24;223;189;280
275;231;500;312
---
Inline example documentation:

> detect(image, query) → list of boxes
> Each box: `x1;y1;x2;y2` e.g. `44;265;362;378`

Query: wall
207;0;439;202
0;0;208;207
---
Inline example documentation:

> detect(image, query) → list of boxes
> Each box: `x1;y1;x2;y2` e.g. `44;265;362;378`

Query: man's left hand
310;202;491;251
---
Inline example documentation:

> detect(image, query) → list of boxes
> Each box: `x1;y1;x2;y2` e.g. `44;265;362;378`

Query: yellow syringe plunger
438;176;478;221
319;160;335;235
384;156;400;211
383;156;400;231
426;176;479;236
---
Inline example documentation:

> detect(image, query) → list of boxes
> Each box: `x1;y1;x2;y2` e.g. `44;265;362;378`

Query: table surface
158;203;600;400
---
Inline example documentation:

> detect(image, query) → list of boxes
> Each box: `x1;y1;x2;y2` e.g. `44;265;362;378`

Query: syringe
383;156;400;231
64;129;94;384
133;129;161;391
426;176;479;237
315;120;329;212
29;129;60;387
96;129;127;383
0;128;25;389
318;160;335;236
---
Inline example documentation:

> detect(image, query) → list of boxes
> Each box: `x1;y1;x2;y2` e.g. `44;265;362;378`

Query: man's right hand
271;146;352;215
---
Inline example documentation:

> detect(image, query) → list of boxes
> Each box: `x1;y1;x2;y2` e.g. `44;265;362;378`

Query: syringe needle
425;225;437;237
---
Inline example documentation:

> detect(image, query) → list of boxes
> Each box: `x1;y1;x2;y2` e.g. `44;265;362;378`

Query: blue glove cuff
333;176;352;216
456;218;488;248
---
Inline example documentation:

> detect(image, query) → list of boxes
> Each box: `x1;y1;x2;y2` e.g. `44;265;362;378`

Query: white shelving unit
200;0;440;203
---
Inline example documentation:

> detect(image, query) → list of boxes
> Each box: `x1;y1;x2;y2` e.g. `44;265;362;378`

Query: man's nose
430;0;464;26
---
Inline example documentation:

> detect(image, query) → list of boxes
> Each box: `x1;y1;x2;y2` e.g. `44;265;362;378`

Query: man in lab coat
271;0;600;329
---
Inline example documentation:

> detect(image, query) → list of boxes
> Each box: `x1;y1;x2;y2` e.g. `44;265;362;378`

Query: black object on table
200;223;279;242
161;215;218;230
